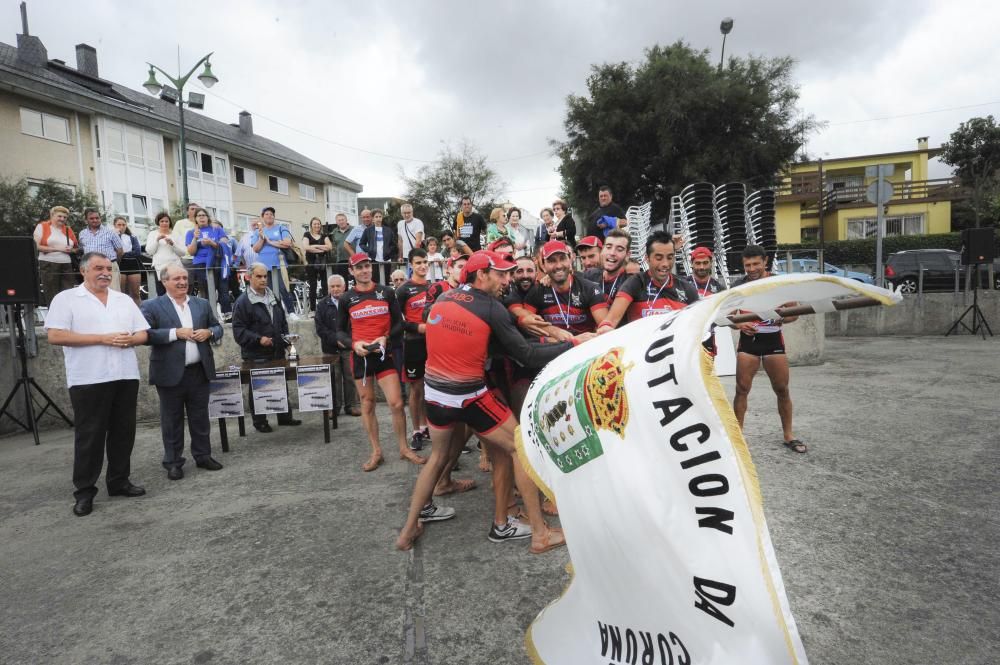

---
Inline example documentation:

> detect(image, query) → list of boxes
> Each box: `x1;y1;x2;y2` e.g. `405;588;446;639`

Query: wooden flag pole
720;296;884;326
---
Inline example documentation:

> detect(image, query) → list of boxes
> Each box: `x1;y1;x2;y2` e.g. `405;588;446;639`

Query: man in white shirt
397;203;424;264
45;252;151;517
141;264;225;480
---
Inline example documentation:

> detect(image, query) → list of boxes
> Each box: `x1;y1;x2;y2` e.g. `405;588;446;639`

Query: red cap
576;235;603;249
459;250;516;283
349;252;371;267
487;238;514;252
540;240;571;260
690;247;714;261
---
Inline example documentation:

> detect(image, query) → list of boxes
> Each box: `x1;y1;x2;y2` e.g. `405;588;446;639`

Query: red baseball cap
349;252;371;267
690;247;714;261
576;235;603;249
540;240;571;260
487;238;514;252
460;250;516;283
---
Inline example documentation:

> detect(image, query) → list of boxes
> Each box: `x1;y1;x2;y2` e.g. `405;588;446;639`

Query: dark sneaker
408;432;424;451
487;517;532;543
418;502;456;523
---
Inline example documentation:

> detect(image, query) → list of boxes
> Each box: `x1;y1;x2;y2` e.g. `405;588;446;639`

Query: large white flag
518;274;900;665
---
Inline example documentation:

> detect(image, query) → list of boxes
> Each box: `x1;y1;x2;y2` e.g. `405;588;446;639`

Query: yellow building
775;138;963;244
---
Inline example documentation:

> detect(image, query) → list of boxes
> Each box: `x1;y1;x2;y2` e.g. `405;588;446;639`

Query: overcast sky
4;0;998;215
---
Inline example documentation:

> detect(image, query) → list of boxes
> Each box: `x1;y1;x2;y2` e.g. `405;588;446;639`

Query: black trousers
68;379;139;501
305;265;325;312
156;364;212;469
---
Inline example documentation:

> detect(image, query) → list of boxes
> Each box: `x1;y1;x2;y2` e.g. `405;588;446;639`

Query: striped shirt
78;226;123;261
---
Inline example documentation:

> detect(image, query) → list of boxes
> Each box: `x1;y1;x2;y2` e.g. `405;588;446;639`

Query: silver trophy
281;333;301;362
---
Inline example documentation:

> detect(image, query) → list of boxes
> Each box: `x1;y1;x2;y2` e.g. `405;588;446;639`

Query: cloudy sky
4;0;998;214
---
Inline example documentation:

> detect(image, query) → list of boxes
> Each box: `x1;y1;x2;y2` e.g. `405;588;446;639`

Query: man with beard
731;245;805;454
599;231;699;330
397;251;590;553
683;246;726;355
684;246;725;297
582;228;631;304
576;236;603;271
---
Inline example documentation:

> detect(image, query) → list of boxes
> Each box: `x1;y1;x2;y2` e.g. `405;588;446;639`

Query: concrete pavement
0;336;997;664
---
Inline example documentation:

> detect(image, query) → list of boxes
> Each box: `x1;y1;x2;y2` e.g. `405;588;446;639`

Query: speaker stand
0;304;73;444
945;271;994;340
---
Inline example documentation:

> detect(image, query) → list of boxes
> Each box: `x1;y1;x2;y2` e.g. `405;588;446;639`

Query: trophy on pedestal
281;333;301;363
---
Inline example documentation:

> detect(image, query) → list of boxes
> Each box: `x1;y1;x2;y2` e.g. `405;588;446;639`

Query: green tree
0;178;102;237
552;41;816;217
400;140;505;236
940;115;1000;228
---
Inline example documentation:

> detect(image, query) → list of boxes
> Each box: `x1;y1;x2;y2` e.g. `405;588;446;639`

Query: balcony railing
775;176;968;214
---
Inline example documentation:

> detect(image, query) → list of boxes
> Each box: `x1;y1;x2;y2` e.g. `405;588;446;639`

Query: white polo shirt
44;284;151;388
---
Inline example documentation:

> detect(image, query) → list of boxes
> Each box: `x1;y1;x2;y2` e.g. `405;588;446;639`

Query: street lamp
719;17;734;71
141;53;219;207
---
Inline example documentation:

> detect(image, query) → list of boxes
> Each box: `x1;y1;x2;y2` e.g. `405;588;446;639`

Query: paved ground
0;336;997;665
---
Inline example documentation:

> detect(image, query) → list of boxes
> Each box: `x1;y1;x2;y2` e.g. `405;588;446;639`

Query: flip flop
782;439;807;454
530;528;567;555
362;455;384;472
433;478;477;496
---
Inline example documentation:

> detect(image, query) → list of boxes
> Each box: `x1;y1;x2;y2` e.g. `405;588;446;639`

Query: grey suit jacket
141;295;223;387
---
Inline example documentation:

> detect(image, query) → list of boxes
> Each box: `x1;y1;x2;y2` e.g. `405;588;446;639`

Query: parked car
773;258;875;284
883;249;999;293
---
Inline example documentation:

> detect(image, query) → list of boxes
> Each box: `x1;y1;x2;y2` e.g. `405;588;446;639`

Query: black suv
885;249;998;293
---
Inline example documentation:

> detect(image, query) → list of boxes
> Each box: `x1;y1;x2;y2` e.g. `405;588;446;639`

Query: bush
777;232;982;265
0;177;102;237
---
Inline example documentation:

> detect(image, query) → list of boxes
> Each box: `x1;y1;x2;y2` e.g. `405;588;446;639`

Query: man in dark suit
315;274;361;417
141;263;225;480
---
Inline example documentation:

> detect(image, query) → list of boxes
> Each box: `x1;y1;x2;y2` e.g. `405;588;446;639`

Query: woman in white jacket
145;211;185;295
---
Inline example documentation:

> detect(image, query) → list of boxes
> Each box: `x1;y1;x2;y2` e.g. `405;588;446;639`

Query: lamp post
719;17;734;71
142;53;219;207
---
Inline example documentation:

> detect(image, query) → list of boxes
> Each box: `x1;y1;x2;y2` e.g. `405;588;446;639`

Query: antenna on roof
20;1;29;35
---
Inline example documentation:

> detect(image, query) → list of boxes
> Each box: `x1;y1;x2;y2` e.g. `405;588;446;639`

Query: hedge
776;232;984;265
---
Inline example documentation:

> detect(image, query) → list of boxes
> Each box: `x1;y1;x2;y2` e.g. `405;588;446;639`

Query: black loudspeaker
0;236;41;305
961;227;996;264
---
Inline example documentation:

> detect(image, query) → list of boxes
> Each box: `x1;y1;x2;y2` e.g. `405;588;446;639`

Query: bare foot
541;498;559;516
400;450;427;465
433;478;477;496
530;527;566;554
478;451;492;473
395;521;424;551
362;454;384;472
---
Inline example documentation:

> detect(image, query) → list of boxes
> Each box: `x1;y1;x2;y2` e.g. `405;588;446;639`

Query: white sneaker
287;312;301;322
419;502;456;523
488;516;532;542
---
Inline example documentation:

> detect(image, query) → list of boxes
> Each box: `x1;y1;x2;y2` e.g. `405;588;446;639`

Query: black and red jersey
684;275;726;298
730;273;782;333
395;279;429;338
518;274;606;334
615;271;699;322
423;280;454;321
424;285;573;396
336;283;402;347
583;267;627;304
